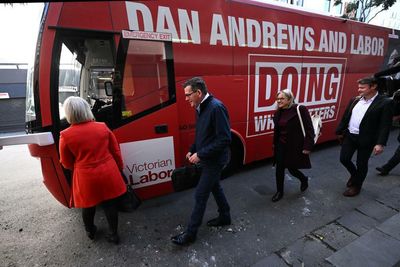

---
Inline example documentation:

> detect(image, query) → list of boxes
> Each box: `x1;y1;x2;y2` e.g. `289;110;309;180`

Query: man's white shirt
348;92;378;134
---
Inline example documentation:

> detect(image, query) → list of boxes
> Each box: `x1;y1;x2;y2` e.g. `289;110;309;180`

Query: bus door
45;30;117;207
111;30;179;199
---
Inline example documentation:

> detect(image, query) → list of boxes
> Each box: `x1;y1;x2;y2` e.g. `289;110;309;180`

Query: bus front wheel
222;138;243;179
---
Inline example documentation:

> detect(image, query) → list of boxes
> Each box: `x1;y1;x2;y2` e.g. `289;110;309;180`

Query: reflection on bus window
121;40;170;118
26;65;35;122
58;44;81;120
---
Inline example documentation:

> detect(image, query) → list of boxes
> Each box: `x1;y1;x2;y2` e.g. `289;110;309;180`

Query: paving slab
336;210;379;236
278;235;334;266
356;200;398;222
377;213;400;241
252;253;288;267
326;229;400;267
313;222;358;251
376;186;400;210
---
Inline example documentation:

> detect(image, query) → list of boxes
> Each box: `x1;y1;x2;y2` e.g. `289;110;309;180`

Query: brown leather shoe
346;177;354;187
343;186;361;197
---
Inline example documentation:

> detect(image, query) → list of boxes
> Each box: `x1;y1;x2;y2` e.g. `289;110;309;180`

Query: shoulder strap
297;105;306;137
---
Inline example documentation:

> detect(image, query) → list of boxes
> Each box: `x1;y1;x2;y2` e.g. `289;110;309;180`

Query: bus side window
120;40;170;119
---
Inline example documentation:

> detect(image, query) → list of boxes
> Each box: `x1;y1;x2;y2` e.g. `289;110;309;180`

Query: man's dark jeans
340;133;374;188
187;163;230;236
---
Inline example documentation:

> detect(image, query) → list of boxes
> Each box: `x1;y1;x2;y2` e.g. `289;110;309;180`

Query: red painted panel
38;4;62;127
45;2;62;27
29;144;71;207
110;1;129;31
58;2;113;31
113;104;181;199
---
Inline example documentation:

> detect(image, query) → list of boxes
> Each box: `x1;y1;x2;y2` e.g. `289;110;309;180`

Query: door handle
155;124;168;134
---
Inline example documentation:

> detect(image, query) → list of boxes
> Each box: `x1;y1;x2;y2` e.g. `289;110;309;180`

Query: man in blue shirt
171;77;232;245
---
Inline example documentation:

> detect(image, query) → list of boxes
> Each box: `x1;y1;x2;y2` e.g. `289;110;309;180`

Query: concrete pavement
2;130;400;266
254;145;400;267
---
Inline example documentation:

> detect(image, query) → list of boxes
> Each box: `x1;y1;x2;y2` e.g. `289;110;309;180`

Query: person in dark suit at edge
376;92;400;175
171;77;232;246
336;76;393;197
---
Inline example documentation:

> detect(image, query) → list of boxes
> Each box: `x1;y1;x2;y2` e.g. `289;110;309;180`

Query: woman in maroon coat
59;96;126;244
272;89;315;202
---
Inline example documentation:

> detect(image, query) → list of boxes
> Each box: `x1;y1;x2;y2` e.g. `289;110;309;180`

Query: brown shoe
343;186;361;197
346;177;354;187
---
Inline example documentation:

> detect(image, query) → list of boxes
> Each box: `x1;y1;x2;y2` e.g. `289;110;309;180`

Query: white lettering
156;6;179;41
350;34;384;56
210;14;229;46
262;21;276;48
304;27;315;51
228;16;246;47
246;19;261;48
178;9;201;44
277;23;288;49
254;115;274;132
126;2;154;31
287;25;304;51
319;30;329;52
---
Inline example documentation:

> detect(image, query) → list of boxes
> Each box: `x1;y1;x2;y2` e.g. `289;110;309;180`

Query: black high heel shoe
106;233;120;245
271;191;284;202
301;178;309;192
86;225;97;240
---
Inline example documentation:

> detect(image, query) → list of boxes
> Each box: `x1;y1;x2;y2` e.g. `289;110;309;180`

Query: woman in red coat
272;89;315;202
59;96;126;244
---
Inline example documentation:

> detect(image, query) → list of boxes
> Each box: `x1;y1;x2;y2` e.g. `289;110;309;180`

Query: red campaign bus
2;1;399;207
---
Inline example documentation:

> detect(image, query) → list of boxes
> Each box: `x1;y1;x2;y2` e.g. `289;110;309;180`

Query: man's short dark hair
183;77;208;94
358;76;378;85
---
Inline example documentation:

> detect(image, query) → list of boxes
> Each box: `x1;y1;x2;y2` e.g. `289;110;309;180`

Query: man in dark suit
171;77;232;245
376;97;400;175
336;76;393;197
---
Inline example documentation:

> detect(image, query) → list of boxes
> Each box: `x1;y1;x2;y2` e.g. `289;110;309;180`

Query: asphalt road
1;131;400;267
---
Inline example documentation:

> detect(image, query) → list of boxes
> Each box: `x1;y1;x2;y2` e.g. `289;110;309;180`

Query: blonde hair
63;96;94;124
276;89;295;108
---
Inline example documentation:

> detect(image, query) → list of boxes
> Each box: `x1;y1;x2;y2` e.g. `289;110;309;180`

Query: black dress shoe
86;225;97;240
207;216;231;227
171;232;196;246
271;191;284;202
106;233;120;245
300;178;309;192
343;186;361;197
376;167;389;176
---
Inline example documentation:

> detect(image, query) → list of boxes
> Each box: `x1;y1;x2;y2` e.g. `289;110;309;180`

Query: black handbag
118;172;142;212
171;164;202;192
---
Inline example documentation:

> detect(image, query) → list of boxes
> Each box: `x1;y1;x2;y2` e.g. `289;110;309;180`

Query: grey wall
0;68;27;133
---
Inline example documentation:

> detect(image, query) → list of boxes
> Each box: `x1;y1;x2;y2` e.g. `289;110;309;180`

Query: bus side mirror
104;81;113;96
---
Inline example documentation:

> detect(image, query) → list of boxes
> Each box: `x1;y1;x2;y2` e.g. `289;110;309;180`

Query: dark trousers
187;163;230;236
82;197;119;234
275;142;308;193
340;133;374;188
382;144;400;172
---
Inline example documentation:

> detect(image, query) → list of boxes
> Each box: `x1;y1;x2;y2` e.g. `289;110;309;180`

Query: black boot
301;177;309;192
207;215;231;227
376;166;389;176
85;225;97;240
106;232;120;244
171;232;196;245
271;191;284;202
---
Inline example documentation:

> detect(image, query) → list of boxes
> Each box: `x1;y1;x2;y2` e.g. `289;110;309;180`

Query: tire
222;139;243;179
